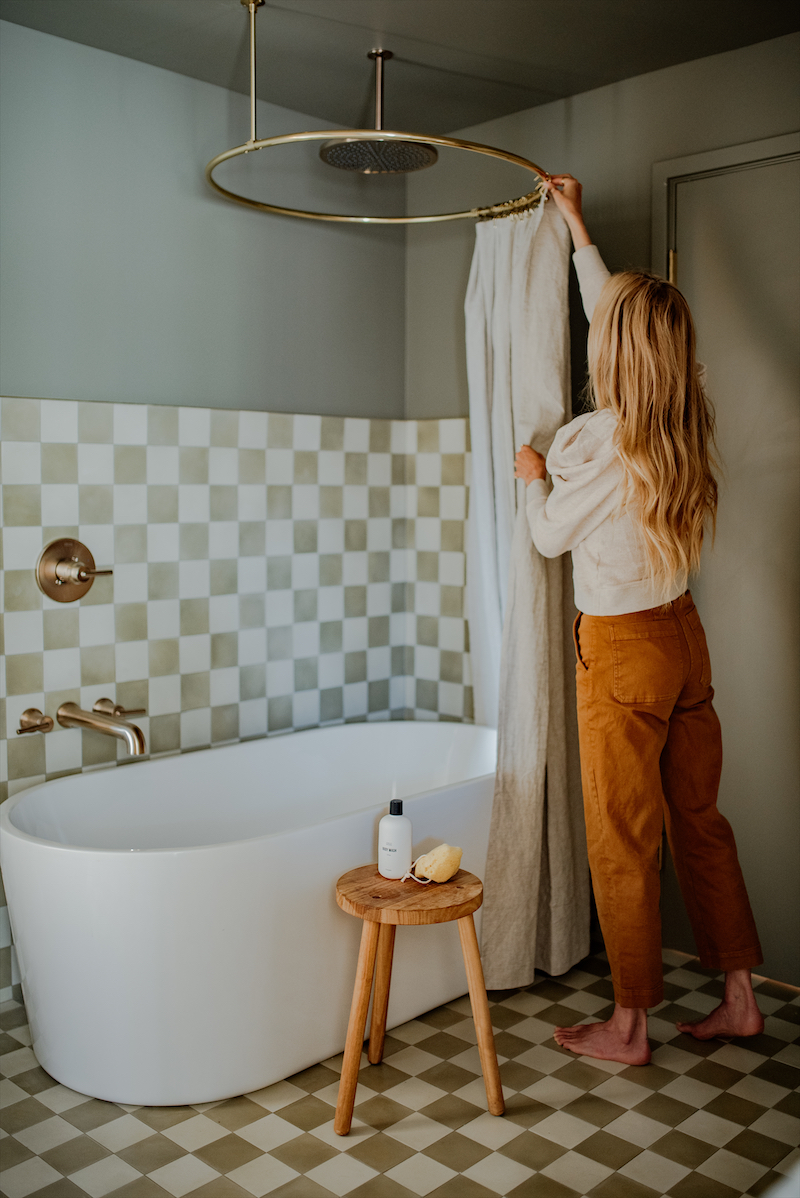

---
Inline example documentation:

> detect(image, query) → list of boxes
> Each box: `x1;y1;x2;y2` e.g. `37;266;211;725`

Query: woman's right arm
545;174;610;322
544;175;591;248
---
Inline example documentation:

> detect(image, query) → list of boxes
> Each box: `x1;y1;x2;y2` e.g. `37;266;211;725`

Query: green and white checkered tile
2;949;797;1198
1;396;473;809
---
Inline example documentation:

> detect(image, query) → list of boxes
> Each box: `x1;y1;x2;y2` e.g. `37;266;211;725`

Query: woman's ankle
612;1004;648;1038
725;967;755;999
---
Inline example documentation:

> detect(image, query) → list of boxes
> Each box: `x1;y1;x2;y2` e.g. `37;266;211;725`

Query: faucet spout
57;702;147;757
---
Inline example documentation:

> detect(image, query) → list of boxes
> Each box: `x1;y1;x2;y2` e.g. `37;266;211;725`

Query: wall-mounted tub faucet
57;700;147;757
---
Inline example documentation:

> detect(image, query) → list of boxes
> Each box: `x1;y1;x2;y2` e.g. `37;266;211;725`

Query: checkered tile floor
1;950;798;1198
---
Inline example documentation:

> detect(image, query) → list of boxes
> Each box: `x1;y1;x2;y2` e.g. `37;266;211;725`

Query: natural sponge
413;844;462;883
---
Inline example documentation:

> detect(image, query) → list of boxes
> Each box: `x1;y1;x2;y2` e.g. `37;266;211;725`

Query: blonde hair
587;270;718;600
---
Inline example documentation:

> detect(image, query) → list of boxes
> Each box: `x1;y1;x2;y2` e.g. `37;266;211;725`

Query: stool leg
335;919;380;1135
368;924;396;1065
458;914;505;1116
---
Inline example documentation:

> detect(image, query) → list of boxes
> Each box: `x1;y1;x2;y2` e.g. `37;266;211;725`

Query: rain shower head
319;138;438;174
319;50;439;175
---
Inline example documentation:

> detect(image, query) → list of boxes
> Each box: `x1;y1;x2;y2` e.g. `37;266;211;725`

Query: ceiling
1;0;797;133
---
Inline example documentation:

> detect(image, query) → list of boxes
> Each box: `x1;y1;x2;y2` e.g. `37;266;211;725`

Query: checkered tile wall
0;397;473;999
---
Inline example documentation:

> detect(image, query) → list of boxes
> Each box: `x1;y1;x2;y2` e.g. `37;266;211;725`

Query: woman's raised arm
544;175;592;249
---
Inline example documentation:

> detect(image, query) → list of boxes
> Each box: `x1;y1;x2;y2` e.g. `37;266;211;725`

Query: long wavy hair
587;270;718;600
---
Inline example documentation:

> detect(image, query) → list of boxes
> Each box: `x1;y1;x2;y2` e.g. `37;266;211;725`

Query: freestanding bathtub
0;721;497;1105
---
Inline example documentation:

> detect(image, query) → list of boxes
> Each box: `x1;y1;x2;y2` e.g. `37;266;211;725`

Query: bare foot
676;968;764;1040
554;1004;651;1065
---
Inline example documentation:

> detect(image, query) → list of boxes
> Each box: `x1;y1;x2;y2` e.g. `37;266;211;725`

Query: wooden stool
334;864;504;1136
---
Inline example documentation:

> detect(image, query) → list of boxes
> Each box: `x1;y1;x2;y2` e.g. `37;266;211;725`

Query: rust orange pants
574;592;762;1008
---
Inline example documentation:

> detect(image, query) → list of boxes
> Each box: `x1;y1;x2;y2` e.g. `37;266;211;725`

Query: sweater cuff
573;244;611;322
525;479;549;553
525;478;549;512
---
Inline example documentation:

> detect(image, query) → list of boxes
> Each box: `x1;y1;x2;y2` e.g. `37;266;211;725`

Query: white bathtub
0;721;497;1106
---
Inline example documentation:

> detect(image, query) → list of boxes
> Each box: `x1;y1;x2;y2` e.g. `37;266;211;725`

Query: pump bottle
378;800;412;879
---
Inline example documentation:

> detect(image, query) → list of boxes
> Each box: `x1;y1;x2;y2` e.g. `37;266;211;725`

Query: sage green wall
405;33;800;419
0;21;406;417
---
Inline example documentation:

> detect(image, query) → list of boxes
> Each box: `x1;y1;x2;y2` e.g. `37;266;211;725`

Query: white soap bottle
378;800;412;879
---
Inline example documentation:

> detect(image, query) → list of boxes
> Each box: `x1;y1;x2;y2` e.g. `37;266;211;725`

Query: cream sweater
526;245;685;616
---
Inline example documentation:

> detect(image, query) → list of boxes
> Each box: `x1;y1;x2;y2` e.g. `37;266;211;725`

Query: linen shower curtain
465;199;590;987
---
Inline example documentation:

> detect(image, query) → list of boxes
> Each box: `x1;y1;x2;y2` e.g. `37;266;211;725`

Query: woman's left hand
515;445;546;484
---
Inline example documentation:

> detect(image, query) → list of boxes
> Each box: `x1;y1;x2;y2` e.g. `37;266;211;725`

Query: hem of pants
614;984;664;1009
697;946;764;973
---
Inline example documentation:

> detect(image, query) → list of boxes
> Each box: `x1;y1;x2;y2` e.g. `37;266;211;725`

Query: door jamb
651;132;800;281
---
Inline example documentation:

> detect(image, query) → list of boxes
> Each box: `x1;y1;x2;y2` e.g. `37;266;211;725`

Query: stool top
336;864;483;925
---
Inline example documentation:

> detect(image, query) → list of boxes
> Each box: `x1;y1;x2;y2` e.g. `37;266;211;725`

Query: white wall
0;21;406;417
405;33;800;418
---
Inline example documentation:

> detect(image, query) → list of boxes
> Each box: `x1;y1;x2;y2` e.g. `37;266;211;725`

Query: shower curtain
465;199;590;987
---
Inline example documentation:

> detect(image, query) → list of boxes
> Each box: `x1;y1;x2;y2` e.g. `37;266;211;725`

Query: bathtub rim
0;728;498;858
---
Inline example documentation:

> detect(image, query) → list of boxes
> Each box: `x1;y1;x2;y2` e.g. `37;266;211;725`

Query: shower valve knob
54;561;112;585
17;709;54;735
36;538;113;602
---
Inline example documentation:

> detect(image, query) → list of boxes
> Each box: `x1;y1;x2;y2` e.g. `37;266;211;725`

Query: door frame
651;131;800;281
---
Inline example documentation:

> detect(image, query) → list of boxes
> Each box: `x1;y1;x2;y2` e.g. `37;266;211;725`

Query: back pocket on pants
611;623;683;704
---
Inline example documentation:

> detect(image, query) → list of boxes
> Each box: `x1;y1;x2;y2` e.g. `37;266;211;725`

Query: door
653;138;800;985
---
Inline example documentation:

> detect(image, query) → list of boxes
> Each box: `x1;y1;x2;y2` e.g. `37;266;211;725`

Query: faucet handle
55;561;113;584
93;698;147;718
17;708;55;735
36;539;113;603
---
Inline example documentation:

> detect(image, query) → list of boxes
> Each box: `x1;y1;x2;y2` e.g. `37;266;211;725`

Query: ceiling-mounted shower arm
368;49;393;132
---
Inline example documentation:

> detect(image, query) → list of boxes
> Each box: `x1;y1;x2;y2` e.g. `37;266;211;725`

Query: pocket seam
573;614;589;672
686;611;712;688
612;625;677;642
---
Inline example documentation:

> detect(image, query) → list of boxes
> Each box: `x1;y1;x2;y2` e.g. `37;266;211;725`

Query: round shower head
319;137;438;174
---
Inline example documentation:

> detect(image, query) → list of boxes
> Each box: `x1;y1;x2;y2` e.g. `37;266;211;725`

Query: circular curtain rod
205;1;551;224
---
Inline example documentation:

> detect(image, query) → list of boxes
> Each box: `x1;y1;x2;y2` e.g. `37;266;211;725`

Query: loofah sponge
413;843;463;883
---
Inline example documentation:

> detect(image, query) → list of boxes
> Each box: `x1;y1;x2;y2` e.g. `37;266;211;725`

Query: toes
676;1022;707;1040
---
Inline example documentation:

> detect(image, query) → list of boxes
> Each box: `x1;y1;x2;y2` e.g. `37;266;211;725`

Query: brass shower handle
93;698;147;718
36;538;113;602
16;708;55;735
54;561;113;584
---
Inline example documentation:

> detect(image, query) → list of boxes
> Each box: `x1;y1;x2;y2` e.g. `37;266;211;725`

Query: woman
515;175;764;1065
